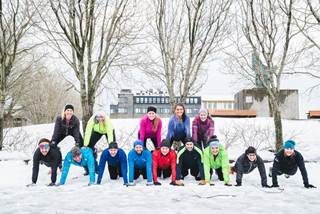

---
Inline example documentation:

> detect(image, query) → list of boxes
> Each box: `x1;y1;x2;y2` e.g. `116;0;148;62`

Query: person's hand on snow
271;184;279;188
304;184;316;188
26;183;36;187
262;184;271;188
154;181;161;186
146;182;154;186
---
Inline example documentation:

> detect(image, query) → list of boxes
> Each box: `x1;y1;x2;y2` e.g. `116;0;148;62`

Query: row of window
204;102;234;110
135;97;200;105
135;108;199;114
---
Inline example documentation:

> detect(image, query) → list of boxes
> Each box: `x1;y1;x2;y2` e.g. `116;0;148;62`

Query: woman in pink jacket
138;106;162;150
138;106;162;149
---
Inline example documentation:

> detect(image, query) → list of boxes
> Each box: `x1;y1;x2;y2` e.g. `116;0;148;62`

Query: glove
26;183;36;187
209;183;215;186
47;182;56;187
304;184;316;189
224;183;232;186
50;141;57;148
271;184;279;188
262;184;271;188
154;181;162;186
146;182;154;186
235;182;242;187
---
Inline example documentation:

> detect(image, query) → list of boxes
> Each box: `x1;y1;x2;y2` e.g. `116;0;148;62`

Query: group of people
29;103;316;189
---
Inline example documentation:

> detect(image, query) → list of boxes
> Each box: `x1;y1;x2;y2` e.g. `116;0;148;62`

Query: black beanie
160;139;171;148
147;106;157;113
109;142;118;149
245;146;256;155
64;104;74;112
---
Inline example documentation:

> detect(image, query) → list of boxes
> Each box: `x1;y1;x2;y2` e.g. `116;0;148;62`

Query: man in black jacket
271;140;316;189
28;138;62;186
233;146;270;187
51;104;83;148
176;137;205;185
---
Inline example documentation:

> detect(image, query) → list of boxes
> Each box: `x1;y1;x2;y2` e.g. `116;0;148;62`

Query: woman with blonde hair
51;104;83;148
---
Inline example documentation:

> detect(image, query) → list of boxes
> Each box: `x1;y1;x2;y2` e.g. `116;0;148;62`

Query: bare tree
37;0;137;132
141;0;231;108
226;0;298;151
0;0;37;150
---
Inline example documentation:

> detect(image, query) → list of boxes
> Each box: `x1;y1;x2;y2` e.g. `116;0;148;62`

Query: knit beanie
284;140;295;150
64;104;74;112
198;107;208;114
245;146;256;155
133;140;144;148
147;106;157;113
160;139;171;148
208;137;220;148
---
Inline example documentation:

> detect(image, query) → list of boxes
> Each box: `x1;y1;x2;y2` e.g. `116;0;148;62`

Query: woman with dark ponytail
138;106;162;150
166;103;191;150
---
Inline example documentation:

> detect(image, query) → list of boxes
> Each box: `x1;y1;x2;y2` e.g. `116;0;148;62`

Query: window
136;97;139;103
194;98;198;104
142;108;147;113
157;98;160;103
149;97;152;103
228;103;232;109
161;98;165;103
164;108;170;113
213;103;217;109
186;98;190;104
119;97;128;103
165;98;169;103
245;96;253;103
144;97;148;103
190;98;194;104
186;108;192;114
153;97;157;103
135;108;141;113
110;109;115;114
118;108;127;113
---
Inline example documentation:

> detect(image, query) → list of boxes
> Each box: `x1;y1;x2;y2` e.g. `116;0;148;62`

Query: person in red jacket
152;139;182;186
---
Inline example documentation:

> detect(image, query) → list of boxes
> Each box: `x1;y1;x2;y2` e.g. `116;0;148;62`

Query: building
201;95;235;111
307;111;320;119
234;88;299;119
110;89;202;118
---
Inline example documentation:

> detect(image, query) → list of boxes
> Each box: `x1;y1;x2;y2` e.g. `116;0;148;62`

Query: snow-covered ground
0;117;320;213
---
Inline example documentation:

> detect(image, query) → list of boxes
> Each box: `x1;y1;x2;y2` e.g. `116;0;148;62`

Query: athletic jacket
192;116;214;146
60;147;95;185
152;149;177;182
166;115;191;140
203;144;230;183
97;148;128;184
139;115;162;148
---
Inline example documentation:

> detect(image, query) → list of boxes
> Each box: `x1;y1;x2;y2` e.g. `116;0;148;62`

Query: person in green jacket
84;111;115;174
203;137;231;186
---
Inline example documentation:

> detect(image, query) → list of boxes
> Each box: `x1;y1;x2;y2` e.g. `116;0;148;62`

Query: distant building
201;95;235;111
307;111;320;119
110;89;201;118
234;88;299;119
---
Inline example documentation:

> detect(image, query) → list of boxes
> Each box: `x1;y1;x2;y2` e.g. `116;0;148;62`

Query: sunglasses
39;144;50;150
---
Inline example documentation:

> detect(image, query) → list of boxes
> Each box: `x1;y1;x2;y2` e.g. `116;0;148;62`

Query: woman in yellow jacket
84;111;115;173
203;137;232;186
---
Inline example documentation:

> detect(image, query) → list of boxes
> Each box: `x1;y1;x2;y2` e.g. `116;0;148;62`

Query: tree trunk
273;107;283;152
0;100;4;151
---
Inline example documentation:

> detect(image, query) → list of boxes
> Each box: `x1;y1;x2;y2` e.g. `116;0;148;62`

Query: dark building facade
110;89;201;118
